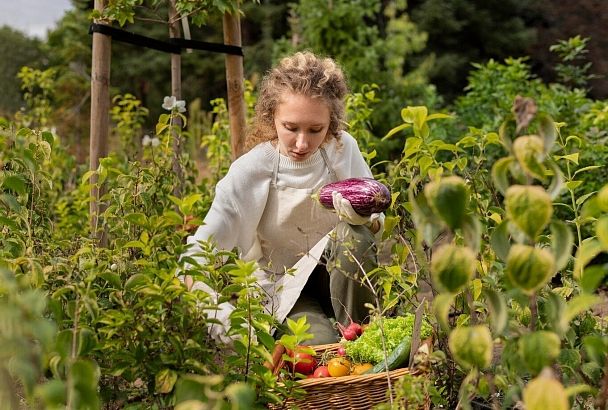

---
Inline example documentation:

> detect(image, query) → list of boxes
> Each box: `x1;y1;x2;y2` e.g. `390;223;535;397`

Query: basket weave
267;342;431;410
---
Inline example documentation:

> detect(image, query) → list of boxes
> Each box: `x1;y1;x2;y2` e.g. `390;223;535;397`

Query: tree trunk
223;9;247;160
89;0;111;245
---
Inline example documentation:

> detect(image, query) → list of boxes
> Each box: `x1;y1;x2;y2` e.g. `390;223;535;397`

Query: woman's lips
290;151;309;160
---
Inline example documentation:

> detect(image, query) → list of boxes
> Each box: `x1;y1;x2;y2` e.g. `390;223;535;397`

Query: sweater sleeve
178;147;271;344
333;131;374;180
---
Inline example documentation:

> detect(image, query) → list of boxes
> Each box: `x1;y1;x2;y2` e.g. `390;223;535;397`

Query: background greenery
1;0;608;409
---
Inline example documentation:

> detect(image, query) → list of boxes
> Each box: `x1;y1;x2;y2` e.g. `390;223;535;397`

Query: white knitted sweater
185;131;373;260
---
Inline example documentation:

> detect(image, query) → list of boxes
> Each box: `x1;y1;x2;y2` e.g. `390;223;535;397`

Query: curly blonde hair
245;51;349;151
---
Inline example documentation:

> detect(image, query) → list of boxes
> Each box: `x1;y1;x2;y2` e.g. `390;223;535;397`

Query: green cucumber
366;336;412;374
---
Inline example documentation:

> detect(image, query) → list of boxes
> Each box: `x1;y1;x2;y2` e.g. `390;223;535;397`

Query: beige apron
255;145;339;323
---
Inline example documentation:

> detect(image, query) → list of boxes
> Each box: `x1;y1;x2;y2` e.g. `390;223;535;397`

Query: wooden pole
89;0;111;244
168;0;184;197
223;9;247;160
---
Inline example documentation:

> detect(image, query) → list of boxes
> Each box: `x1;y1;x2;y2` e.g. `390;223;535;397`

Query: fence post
169;0;184;197
223;9;247;159
89;0;111;245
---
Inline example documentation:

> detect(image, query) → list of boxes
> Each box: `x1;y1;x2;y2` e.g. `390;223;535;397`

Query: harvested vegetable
315;177;391;216
344;314;432;364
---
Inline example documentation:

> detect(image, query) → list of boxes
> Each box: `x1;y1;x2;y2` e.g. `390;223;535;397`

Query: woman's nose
295;134;309;150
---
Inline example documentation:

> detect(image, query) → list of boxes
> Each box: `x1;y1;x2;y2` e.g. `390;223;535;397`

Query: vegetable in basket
344;314;433;365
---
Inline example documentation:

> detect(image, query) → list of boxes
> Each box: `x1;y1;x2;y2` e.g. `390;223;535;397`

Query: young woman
181;51;383;345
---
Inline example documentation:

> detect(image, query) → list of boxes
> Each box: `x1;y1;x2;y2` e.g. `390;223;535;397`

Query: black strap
89;23;243;56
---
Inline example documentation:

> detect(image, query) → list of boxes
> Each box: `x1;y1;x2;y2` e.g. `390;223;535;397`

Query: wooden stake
168;0;184;197
89;0;111;245
223;9;247;160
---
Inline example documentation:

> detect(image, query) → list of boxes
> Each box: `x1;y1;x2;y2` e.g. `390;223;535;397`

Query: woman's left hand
332;191;381;227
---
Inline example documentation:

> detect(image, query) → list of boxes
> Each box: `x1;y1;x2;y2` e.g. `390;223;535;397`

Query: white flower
110;263;118;271
162;96;186;112
175;99;186;113
142;134;151;146
151;137;160;147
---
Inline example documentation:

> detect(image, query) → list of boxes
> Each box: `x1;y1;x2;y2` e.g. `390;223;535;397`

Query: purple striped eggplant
316;177;391;216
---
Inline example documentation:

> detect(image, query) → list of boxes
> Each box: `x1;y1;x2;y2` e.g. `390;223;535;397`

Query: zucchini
366;336;412;374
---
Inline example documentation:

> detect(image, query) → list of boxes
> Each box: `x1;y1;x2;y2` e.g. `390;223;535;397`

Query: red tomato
313;366;331;378
288;346;317;375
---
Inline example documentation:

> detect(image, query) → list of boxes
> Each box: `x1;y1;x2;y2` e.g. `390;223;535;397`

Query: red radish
313;366;331;378
315;177;391;216
347;322;363;336
337;322;358;341
337;346;347;356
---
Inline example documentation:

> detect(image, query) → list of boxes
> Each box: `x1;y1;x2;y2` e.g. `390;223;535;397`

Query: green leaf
34;379;66;406
124;212;148;227
498;119;514;151
181;194;203;215
546;161;565;200
550;221;574;271
545;292;567;336
401;106;427;129
583;335;608;365
555;153;579;165
596;216;608;249
491;157;513;196
538;113;557;155
472;279;482;300
124;274;150;292
573;238;603;280
490;220;511;261
432;293;454;333
565;135;582;147
56;329;72;360
80;170;96;186
573;165;601;177
156;368;178;394
576;191;596;207
224;382;256;409
2;174;28;194
383;122;411;140
462;214;481;253
581;265;608;294
563;294;600;324
483;288;508;335
565;180;583;191
99;272;122;288
41;131;54;147
76;328;97;356
70;359;100;401
163;210;184;225
426;113;452;121
581;196;602;219
156;123;169;135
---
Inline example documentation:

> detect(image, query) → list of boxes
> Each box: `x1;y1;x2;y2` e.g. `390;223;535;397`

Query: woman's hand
332;191;381;231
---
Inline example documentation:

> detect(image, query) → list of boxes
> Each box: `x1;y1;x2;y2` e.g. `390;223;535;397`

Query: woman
181;51;383;345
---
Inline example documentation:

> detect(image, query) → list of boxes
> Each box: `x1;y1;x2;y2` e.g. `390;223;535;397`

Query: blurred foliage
0;27;46;117
407;0;540;102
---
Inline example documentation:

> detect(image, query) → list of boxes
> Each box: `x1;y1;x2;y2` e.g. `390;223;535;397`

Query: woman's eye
284;124;296;131
310;128;323;133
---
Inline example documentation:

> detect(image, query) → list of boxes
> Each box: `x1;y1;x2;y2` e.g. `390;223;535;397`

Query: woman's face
274;92;331;162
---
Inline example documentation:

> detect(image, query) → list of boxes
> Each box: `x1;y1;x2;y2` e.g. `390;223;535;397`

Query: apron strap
319;147;338;182
272;143;280;187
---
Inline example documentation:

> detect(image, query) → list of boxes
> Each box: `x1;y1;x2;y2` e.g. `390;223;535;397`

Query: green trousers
285;222;377;345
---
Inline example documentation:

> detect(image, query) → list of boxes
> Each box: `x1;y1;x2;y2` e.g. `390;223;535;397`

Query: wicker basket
267;342;431;410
